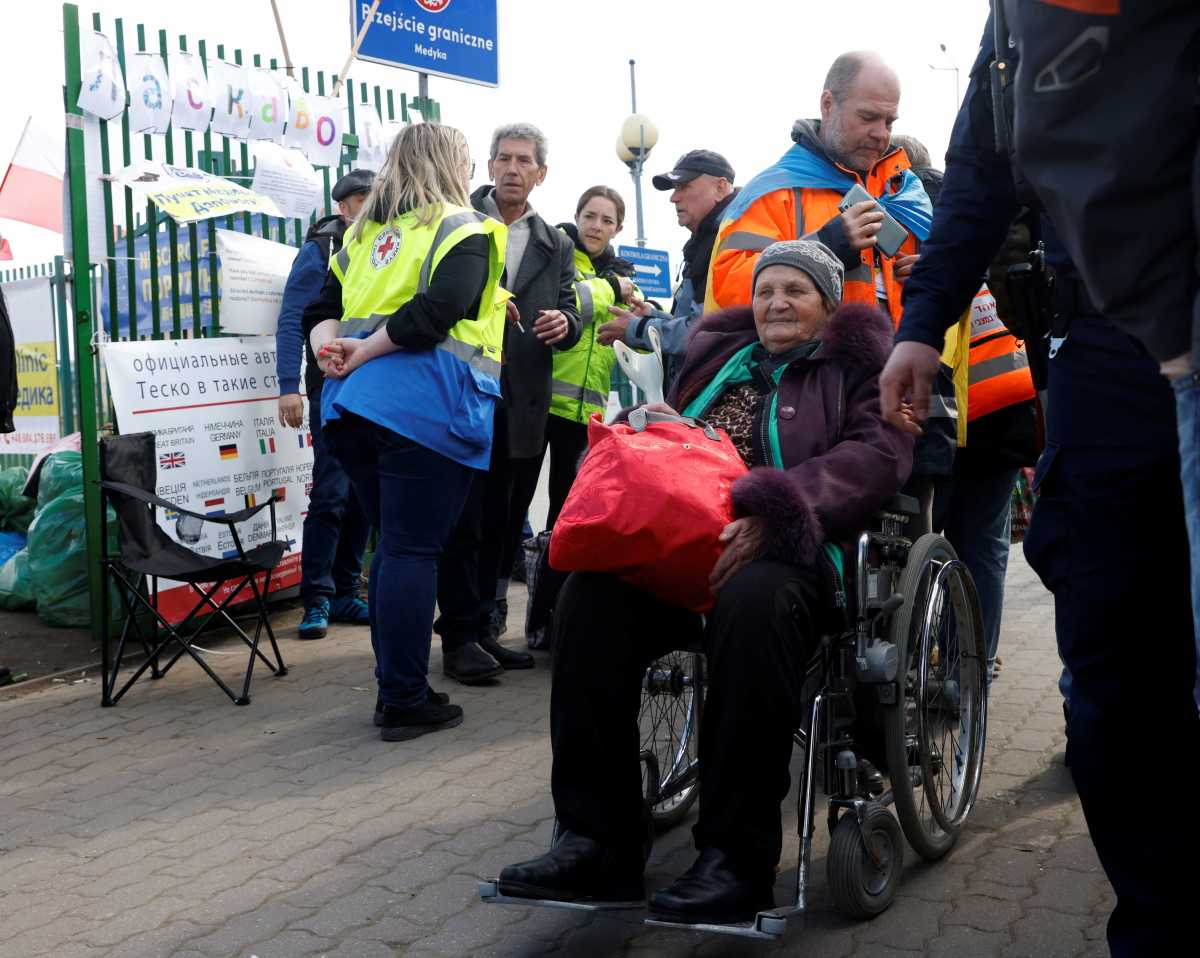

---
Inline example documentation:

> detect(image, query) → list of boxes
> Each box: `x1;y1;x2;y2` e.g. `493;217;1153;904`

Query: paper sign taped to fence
250;142;322;220
125;51;172;134
0;277;61;455
249;68;288;142
285;88;343;168
207;60;253;140
100;336;314;620
117;161;281;224
168;50;213;132
76;30;125;121
216;229;298;335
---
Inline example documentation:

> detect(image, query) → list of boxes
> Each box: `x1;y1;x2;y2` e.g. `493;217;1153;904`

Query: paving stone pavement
0;549;1114;958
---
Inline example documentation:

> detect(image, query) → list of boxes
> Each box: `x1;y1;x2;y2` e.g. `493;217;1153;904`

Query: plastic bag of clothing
35;451;83;510
0;466;34;532
0;547;35;611
26;489;118;628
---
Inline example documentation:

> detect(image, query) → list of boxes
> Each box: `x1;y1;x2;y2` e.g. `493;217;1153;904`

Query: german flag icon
219;443;238;461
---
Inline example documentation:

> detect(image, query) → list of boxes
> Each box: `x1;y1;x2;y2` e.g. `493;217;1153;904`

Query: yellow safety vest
330;203;508;381
549;243;629;423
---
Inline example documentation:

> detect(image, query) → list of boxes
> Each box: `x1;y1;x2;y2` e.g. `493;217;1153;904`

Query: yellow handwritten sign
14;341;59;418
117;162;282;225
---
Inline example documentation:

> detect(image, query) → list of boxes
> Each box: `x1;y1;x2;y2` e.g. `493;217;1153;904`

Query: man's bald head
819;51;901;173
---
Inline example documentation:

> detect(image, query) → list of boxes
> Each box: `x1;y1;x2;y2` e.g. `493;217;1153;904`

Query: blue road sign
618;245;672;300
351;1;499;88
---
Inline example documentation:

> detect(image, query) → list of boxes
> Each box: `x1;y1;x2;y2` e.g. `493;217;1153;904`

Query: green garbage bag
36;451;83;511
0;466;35;533
0;548;35;611
27;490;118;628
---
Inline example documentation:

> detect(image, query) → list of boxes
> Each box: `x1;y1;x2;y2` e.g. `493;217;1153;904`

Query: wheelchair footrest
478;880;645;912
644;906;802;940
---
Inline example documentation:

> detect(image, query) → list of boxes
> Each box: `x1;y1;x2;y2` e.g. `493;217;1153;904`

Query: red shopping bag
550;409;749;613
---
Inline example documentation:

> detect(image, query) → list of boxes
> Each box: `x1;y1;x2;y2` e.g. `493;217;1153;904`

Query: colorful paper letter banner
249;68;288;142
125;51;171;134
207;60;253;140
168;50;212;132
76;30;126;121
285;85;343;169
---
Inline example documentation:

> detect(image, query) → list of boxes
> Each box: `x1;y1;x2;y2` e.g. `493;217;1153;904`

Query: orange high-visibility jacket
705;147;918;326
966;285;1036;421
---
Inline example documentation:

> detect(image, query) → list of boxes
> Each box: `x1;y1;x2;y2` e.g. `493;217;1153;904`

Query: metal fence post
62;2;109;696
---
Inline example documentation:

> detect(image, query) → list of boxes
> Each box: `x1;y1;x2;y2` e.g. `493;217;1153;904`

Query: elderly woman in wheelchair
486;240;990;933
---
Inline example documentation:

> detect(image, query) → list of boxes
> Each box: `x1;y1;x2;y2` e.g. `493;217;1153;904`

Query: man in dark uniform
880;16;1200;957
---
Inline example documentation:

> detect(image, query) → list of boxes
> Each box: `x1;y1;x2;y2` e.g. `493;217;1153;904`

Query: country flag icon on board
205;496;226;516
298;433;313;448
159;451;186;469
259;436;276;454
244;492;257;508
272;486;286;502
219;443;238;461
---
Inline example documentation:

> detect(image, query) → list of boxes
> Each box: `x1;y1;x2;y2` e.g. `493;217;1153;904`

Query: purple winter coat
667;302;915;565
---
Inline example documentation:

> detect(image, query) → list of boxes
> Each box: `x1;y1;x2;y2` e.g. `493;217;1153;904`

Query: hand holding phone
838;182;909;258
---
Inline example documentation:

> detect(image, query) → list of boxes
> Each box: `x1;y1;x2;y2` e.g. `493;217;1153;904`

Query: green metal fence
60;2;440;657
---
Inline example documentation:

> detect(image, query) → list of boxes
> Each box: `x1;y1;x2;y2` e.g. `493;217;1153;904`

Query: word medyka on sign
351;0;499;88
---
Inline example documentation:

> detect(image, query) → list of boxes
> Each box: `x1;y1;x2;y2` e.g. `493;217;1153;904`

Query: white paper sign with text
216;229;298;335
101;337;313;621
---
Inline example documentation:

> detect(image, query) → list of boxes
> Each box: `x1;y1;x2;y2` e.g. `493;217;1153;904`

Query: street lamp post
928;43;961;113
616;59;658;248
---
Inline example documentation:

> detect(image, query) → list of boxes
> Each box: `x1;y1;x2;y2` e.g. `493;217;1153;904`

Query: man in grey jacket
601;150;737;388
436;122;581;685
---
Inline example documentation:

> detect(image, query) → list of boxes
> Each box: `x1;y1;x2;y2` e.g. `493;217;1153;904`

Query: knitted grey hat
752;239;844;305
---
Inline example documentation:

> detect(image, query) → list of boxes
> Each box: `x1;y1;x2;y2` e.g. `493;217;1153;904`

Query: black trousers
436;406;517;649
1022;317;1200;958
550;559;827;878
503;415;590;580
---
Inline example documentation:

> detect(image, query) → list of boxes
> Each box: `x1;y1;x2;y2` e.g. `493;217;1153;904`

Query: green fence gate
60;2;441;665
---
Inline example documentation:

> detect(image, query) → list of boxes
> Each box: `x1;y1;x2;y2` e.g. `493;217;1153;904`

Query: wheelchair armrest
99;480;277;526
884;493;921;517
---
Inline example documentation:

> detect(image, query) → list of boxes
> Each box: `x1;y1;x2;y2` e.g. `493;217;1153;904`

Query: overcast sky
0;0;990;270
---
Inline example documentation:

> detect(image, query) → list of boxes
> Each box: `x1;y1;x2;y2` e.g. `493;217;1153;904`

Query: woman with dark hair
536;185;640;524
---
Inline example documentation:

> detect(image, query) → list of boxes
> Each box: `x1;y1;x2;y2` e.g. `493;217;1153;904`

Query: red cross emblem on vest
370;228;402;270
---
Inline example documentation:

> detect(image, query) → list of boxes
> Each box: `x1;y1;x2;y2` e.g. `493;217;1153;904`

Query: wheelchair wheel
827;803;904;919
639;651;704;831
884;534;988;861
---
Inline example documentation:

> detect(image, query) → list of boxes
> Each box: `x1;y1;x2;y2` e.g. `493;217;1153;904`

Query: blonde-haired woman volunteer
304;123;508;742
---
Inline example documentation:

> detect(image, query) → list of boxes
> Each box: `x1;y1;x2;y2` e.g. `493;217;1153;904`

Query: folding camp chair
98;431;287;706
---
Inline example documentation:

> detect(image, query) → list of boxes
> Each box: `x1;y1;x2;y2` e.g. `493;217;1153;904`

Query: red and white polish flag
0;118;64;234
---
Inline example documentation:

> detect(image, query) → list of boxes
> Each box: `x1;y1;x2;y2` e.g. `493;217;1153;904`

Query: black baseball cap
651;150;735;191
331;168;374;202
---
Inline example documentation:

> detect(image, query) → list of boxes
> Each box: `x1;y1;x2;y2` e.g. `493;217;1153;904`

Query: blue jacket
276;215;345;397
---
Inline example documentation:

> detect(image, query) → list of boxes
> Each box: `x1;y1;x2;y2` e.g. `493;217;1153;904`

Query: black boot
375;687;450;726
478;634;535;670
648;847;774;924
443;642;504;684
498;831;645;904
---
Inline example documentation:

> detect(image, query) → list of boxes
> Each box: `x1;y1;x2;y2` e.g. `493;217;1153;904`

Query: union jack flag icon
159;451;186;469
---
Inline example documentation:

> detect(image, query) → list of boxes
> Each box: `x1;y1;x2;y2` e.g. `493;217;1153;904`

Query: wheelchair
480;493;989;941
